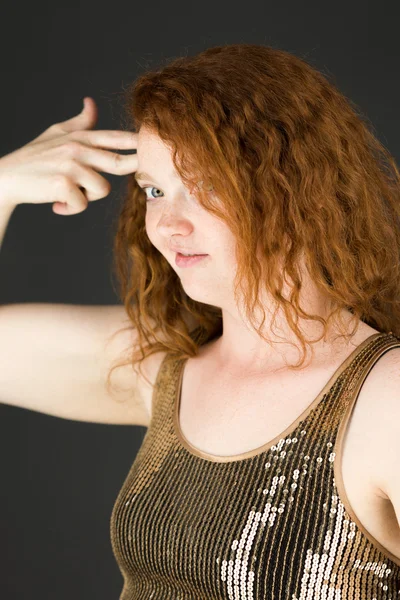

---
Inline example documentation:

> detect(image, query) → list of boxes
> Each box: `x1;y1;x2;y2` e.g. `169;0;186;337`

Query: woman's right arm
0;98;160;427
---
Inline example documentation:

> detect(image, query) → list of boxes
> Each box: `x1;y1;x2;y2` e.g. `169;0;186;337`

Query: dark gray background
0;0;399;598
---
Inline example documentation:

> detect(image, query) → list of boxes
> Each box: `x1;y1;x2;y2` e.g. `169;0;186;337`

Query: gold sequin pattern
110;330;400;599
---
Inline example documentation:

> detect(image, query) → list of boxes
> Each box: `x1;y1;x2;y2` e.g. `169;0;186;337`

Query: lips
170;244;207;254
175;252;209;267
172;249;204;255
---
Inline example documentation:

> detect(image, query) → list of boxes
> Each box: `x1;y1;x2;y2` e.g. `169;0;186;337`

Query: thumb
60;96;98;132
31;97;99;145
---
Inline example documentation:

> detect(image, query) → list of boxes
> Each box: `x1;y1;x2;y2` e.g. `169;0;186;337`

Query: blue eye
142;186;164;202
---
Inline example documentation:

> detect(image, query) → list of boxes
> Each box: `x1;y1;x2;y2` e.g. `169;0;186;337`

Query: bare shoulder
356;344;400;497
374;344;400;418
357;343;400;422
366;343;400;390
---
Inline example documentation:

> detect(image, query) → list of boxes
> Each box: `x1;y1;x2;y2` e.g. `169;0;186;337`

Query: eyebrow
134;171;155;183
134;170;181;184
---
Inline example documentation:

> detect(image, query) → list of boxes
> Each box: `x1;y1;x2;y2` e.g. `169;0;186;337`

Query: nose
156;211;194;238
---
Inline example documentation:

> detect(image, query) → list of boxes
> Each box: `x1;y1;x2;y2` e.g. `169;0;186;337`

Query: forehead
136;128;182;182
137;127;168;152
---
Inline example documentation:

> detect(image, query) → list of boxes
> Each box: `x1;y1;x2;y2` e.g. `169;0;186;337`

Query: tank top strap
329;331;400;435
150;352;183;425
150;325;207;417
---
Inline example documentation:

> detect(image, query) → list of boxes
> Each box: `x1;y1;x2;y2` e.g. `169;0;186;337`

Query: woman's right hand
0;97;138;215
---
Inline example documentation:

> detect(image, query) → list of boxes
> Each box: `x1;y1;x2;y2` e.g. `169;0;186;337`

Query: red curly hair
106;43;400;396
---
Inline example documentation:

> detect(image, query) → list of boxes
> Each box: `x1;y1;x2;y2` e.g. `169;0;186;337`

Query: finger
73;145;138;175
75;129;138;150
68;161;112;201
51;177;89;215
52;200;82;216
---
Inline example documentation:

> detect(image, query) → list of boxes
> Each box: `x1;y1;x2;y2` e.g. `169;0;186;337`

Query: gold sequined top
110;328;400;599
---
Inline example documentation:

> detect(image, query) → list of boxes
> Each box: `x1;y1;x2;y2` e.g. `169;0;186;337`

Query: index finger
74;130;138;150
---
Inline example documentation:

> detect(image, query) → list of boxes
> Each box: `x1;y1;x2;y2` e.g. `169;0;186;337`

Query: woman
0;43;399;599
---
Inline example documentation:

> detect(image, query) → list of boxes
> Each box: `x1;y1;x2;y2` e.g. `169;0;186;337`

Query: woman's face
135;128;343;359
135;126;239;311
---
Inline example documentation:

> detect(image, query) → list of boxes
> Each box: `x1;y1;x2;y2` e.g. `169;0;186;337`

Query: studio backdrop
0;1;399;599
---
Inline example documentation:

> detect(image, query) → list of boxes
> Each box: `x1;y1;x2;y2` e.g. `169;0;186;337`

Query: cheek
145;209;156;230
144;213;158;246
212;228;237;257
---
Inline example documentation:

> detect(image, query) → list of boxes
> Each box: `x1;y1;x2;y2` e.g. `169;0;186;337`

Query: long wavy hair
106;43;400;397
